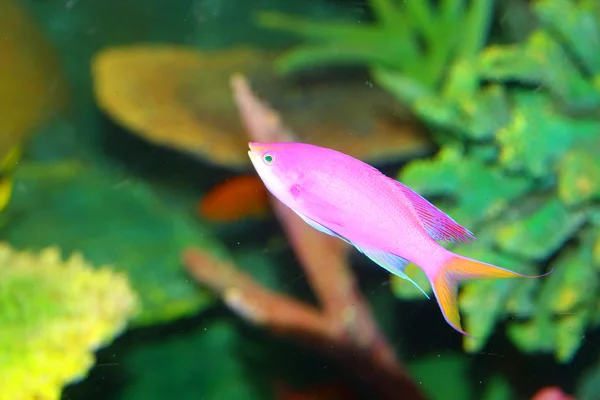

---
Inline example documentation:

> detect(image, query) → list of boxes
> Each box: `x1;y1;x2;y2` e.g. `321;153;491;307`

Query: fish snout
248;142;269;162
248;142;260;152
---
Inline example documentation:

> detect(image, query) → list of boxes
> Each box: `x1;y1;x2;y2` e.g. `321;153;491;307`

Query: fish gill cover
259;0;600;363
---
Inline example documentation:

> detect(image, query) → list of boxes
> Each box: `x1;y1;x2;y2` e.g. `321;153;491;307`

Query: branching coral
0;243;138;400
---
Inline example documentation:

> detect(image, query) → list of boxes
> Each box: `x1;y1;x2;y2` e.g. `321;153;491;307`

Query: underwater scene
2;0;600;399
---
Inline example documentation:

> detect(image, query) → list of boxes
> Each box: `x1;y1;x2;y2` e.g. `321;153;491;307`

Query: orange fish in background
198;175;270;222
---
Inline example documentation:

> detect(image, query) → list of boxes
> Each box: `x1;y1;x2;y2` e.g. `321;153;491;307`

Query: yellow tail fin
430;254;552;338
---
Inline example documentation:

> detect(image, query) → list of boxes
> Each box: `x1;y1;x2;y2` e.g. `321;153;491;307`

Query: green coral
507;233;598;362
0;242;138;400
494;92;576;178
407;0;600;362
410;0;600;362
494;198;586;260
458;244;536;353
558;147;600;206
259;0;600;363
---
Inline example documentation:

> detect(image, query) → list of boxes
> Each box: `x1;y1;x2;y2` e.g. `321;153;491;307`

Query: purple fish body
248;142;551;337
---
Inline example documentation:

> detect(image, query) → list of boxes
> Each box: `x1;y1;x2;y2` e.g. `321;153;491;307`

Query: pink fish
248;142;552;337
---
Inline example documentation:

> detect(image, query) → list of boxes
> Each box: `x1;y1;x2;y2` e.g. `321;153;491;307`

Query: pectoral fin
294;211;352;245
291;184;347;229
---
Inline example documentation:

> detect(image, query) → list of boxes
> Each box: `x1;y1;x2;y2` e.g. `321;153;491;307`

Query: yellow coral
91;45;430;169
0;243;139;400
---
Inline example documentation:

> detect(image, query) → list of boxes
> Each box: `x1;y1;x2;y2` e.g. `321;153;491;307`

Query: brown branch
271;203;354;321
232;72;363;331
230;73;295;143
184;249;425;400
232;72;393;352
184;250;335;341
270;199;395;360
182;73;426;400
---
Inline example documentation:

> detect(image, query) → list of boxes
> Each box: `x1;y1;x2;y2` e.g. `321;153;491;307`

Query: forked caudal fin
429;254;553;338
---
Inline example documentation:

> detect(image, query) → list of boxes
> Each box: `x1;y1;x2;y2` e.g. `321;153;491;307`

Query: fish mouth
248;142;262;152
247;142;262;162
247;145;259;166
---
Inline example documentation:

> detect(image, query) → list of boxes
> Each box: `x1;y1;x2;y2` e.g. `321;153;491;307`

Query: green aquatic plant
258;0;495;92
258;0;502;139
0;243;138;400
260;0;600;362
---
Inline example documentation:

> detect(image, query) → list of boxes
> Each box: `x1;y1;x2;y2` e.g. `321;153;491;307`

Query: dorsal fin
392;180;475;244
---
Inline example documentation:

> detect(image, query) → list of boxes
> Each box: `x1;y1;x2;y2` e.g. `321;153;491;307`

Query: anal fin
293;208;430;300
356;245;430;299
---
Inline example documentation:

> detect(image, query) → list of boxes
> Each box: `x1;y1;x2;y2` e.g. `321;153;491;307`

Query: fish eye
263;153;274;165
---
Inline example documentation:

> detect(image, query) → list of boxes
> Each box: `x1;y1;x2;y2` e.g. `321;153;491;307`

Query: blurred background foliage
1;0;599;399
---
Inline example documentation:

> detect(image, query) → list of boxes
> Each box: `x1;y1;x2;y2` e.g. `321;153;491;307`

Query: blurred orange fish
199;175;270;222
